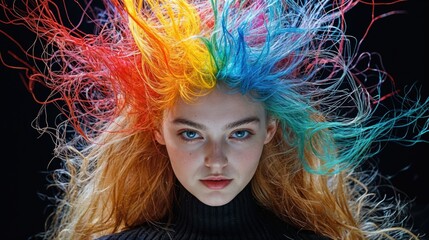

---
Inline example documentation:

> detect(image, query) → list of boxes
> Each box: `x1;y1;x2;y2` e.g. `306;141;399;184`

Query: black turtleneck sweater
97;184;329;240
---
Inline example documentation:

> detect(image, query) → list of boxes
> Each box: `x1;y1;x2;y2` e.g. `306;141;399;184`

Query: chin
198;194;235;207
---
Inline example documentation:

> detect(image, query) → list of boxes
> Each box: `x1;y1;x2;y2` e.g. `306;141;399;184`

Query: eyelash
230;129;253;140
178;129;254;142
179;130;202;141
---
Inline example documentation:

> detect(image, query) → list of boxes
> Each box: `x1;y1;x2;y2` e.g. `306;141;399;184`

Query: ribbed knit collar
171;183;293;239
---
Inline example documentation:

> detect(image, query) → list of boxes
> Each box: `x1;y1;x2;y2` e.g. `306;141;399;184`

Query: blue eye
180;130;201;140
231;130;251;139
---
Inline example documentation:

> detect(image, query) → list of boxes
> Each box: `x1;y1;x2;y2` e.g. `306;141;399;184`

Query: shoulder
95;223;173;240
260;207;331;240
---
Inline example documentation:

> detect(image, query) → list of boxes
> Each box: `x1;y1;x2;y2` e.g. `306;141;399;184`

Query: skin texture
155;87;278;206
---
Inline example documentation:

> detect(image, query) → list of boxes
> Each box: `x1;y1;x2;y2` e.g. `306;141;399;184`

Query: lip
200;177;232;190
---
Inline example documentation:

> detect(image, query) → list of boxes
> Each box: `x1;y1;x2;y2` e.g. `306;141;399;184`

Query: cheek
165;144;201;177
230;143;264;170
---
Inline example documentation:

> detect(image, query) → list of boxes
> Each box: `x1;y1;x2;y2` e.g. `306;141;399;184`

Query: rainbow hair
5;0;425;174
2;0;428;239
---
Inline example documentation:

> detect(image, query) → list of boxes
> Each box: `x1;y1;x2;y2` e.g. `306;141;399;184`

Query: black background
1;0;428;239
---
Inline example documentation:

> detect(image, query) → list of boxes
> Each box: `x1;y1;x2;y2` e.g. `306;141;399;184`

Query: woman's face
155;88;277;206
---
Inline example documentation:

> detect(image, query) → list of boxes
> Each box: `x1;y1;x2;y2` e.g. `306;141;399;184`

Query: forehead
164;88;266;122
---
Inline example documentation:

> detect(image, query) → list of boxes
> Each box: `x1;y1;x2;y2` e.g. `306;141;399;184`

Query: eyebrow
172;117;260;130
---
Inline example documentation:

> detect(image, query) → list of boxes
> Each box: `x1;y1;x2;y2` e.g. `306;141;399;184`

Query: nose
204;140;228;169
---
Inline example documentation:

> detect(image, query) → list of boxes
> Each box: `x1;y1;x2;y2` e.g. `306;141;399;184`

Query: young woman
1;0;428;239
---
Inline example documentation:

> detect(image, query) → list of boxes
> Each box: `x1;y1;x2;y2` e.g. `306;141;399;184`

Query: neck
171;183;291;239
